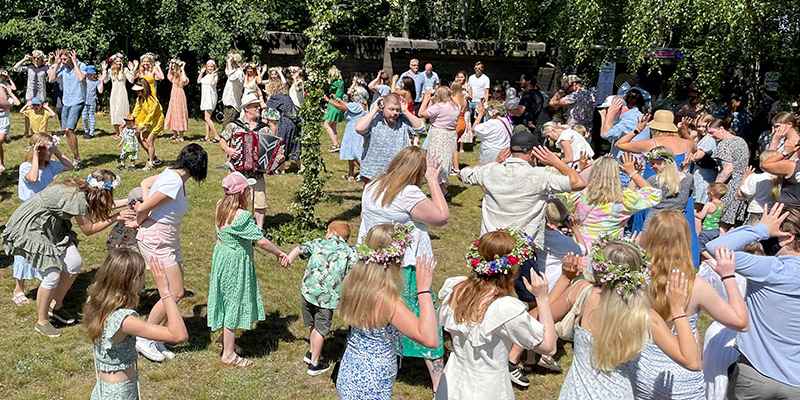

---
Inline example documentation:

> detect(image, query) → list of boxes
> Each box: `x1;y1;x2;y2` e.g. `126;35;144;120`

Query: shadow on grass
329;204;362;222
263;212;295;228
238;311;299;358
0;164;21;201
81;153;125;169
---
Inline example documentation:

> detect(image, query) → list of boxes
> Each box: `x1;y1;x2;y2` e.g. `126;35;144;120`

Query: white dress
200;74;217;111
435;276;545;400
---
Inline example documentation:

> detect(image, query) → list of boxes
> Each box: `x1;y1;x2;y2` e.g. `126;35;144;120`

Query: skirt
426;126;457;184
398;265;444;359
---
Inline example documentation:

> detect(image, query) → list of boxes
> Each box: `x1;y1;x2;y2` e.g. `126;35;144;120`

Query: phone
377;98;385;109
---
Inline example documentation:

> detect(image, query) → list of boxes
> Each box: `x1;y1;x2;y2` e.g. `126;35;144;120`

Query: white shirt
357;183;432;266
289;81;305;107
146;168;188;225
468;74;490;101
555;128;595;162
740;172;775;214
222;68;245;110
460;158;573;249
473;119;512;152
536;229;587;291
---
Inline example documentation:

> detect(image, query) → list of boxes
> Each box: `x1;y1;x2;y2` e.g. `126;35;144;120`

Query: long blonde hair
84;248;147;343
585;157;622;205
50;169;117;221
649;146;682;196
25;132;54;168
432;86;454;107
759;150;781;201
371;146;426;207
450;82;467;109
590;240;651;371
215;190;248;229
641;209;695;322
339;224;404;329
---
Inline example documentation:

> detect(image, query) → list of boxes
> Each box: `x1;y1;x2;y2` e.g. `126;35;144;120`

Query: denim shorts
61;103;85;130
0;110;10;134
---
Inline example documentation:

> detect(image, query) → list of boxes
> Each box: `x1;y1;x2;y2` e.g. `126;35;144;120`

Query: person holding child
696;182;728;255
13;50;50;137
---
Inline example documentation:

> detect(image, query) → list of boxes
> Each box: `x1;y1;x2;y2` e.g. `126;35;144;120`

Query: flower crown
643;149;675;164
87;174;121;191
590;235;651;301
486;103;507;118
141;52;157;60
465;229;535;276
108;53;124;62
356;224;414;268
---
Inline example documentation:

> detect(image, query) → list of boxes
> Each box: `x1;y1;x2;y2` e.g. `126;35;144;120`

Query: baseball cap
86;65;97;74
510;126;537;153
597;95;618;109
222;172;256;195
123;114;135;121
31;97;43;105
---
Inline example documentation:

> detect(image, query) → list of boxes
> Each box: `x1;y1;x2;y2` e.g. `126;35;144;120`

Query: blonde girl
134;53;164;94
419;86;460;192
336;224;439;399
102;54;135;136
85;249;187;399
641;146;695;232
633;210;748;399
198;60;220;142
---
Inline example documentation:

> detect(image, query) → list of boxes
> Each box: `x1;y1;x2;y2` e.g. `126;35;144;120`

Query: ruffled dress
91;308;140;400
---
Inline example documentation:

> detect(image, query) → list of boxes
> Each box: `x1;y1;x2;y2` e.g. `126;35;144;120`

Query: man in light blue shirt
48;49;86;167
418;63;439;95
396;59;425;110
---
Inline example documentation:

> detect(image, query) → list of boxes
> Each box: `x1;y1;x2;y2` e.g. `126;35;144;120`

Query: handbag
554;282;594;341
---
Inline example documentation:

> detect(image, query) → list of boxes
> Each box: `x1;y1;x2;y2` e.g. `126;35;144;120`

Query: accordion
229;121;286;175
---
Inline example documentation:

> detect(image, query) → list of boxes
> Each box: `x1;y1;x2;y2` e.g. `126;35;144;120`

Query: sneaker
128;165;137;171
306;360;331;376
449;168;459;176
152;158;163;166
328;145;340;153
536;355;563;373
35;321;62;338
155;340;175;359
509;362;530;387
142;162;154;171
136;337;165;362
303;351;312;364
49;307;75;324
83;133;95;140
73;159;83;170
117;164;125;171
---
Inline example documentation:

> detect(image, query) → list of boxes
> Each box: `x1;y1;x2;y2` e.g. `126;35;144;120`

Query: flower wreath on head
485;102;507;118
590;235;651;301
643;149;675;164
465;229;535;276
355;224;414;269
141;52;157;61
109;52;124;62
87;174;121;191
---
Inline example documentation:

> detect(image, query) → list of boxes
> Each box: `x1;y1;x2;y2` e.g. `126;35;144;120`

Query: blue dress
339;102;367;161
336;325;403;400
631;314;704;399
558;325;636;400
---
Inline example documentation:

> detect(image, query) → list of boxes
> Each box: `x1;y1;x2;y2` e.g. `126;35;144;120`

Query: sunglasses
493;89;503;93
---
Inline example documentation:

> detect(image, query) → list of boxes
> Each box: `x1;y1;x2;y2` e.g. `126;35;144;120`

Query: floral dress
713;136;750;225
91;308;140;400
558;325;636;400
336;325;403;400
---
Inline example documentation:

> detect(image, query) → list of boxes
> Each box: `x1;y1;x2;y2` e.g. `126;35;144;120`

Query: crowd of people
2;47;800;400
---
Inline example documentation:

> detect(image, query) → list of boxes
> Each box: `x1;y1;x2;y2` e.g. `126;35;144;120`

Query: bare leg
509;344;524;364
425;358;444;394
309;328;324;364
36;286;53;325
64;128;80;161
113;124;121;137
24;117;30;136
453;149;459;172
323;121;338;147
204;111;212;140
50;271;77;310
146;264;185;326
146;131;156;164
221;327;238;362
0;134;5;169
13;279;26;297
254;209;265;230
348;160;356;178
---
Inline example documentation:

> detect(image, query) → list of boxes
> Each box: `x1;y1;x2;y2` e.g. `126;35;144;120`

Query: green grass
0;111;706;399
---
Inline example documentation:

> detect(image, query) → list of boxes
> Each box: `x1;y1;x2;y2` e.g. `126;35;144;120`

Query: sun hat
31;97;43;105
597;95;619;109
123;114;135;121
222;172;256;195
564;75;582;85
86;65;96;74
131;83;144;91
647;110;679;132
241;93;261;108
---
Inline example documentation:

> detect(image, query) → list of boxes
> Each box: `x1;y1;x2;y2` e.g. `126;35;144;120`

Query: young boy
20;97;57;136
82;65;103;139
696;182;728;259
117;114;139;170
282;220;359;376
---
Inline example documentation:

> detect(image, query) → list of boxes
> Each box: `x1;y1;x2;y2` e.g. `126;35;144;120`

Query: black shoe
83;133;95;140
153;158;163;166
303;351;312;364
509;362;530;387
128;165;137;171
117;164;125;171
306;360;331;376
49;307;76;325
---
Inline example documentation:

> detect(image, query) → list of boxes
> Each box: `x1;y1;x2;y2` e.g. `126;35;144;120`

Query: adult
133;144;208;361
765;112;799;153
222;52;245;129
396;59;424;110
690;114;718;208
354;93;425;183
540;122;594;166
325;86;368;181
392;75;417;115
450;80;471;173
706;204;800;399
549;74;594;130
675;89;705;120
599;90;648;157
242;62;263;101
454;71;474;153
13;50;50;136
490;84;505;102
471;100;513;164
266;86;302;171
48;49;86;168
420;63;440;94
639;147;695;234
101;54;134;137
713;92;750;138
0;85;20;172
131;78;164;171
198;60;220;143
708;118;750;229
368;69;391;102
323;67;345;152
164;59;189;141
358;146;450;394
134;53;164;95
509;73;544;130
760;136;800;208
467;61;490;114
419;86;459;193
617;73;652;109
288;68;307;108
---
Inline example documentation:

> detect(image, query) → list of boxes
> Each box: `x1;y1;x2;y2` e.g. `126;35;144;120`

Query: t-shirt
426;102;460;130
468;74;490;101
740;172;775;214
512;89;544;128
57;61;88;107
21;108;51;134
222;68;245;110
146;168;188;225
536;229;587;291
420;72;440;92
18;161;63;201
555;128;595;162
473;118;512;152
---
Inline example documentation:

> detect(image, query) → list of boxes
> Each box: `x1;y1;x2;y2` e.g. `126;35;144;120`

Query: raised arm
620;152;652;189
761;145;797;178
615;113;653;153
153;62;165;80
649;269;702;371
532;146;587;191
409;158;450;227
600;98;625;137
196;67;205;84
120;257;188;343
355;106;379;135
13;55;30;71
368;70;382;93
524;270;557;356
323;94;347;112
417;90;433;119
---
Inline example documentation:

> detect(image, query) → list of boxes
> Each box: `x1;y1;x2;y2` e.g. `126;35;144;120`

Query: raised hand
415;254;437;293
578;151;590;171
424;156;442;181
609;97;624;114
531;146;561;166
760;203;790;238
636;113;652;132
495;147;511;163
620;152;637;176
665;268;689;316
523;270;549;299
626;230;642;244
150;257;172;298
101;60;108;71
712;246;736;277
742;165;755;181
561;252;581;281
127;61;136;71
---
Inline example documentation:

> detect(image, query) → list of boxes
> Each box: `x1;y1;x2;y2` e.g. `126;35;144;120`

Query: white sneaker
136;337;165;362
155;340;175;359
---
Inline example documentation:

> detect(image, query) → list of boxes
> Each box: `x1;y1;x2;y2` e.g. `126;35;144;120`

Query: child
20;97;57;135
282;220;360;375
82;65;104;139
540;121;594;166
0;83;21;173
739;150;780;224
117;114;139;170
696;182;728;258
11;132;73;306
539;197;588;291
207;172;287;368
84;249;187;399
107;187;143;250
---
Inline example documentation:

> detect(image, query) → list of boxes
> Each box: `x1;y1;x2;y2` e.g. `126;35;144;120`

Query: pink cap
222;172;256;195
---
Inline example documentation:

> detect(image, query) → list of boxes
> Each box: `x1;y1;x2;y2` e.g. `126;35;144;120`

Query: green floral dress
91;308;140;400
323;79;345;122
207;211;266;331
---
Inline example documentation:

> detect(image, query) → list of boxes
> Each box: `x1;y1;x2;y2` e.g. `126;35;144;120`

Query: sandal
535;355;563;373
12;292;29;306
210;138;219;143
0;165;5;173
215;338;244;355
222;354;252;368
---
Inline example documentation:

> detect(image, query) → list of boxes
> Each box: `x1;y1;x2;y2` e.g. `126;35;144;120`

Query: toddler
117;114;139;170
107;188;143;250
696;182;727;259
82;65;103;139
282;220;359;375
20;97;57;135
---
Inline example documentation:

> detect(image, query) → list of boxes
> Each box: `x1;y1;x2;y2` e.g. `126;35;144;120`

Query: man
48;49;86;169
396;59;424;112
221;52;245;129
419;63;440;94
617;73;652;109
509;73;544;129
599;89;648;157
219;93;282;229
549;75;594;130
467;61;490;115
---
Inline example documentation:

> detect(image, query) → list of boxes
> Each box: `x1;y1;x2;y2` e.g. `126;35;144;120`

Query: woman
455;71;474;154
198;60;219;143
133;144;207;362
633;210;749;399
337;224;440;399
2;170;134;338
419;86;460;193
367;69;391;102
101;54;134;137
242;62;263;100
392;75;417;115
132;78;164;171
323;67;344;152
472;100;513;164
708;118;750;229
288;68;306;108
690;114;717;209
641;146;695;233
451;81;471;173
541;121;595;166
766;112;799;152
324;86;368;181
357;147;450;393
435;230;557;400
491;83;506;102
713;92;750;137
266;85;302;171
134;53;164;94
13;50;50;136
164;59;189;141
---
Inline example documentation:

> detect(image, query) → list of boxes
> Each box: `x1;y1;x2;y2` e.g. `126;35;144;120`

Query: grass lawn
0;111;707;399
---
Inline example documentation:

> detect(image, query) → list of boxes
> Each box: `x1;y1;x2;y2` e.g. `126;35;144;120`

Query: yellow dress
133;95;164;135
143;75;157;95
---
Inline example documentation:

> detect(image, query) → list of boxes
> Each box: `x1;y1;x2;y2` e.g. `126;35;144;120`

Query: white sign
596;62;616;106
765;72;779;92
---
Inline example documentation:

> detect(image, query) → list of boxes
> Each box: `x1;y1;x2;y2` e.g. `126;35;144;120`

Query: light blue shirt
604;108;651;157
18;161;64;201
57;61;87;107
419;72;439;92
706;223;800;388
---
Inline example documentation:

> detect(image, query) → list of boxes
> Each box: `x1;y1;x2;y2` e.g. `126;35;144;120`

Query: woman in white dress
197;60;219;142
101;54;134;137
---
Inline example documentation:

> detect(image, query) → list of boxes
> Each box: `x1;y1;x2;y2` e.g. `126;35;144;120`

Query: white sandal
12;292;29;306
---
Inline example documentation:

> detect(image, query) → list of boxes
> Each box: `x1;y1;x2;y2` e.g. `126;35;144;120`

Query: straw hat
647;110;678;132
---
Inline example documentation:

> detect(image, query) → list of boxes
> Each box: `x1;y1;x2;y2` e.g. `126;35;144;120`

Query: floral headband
108;52;124;62
466;229;535;276
485;103;507;118
87;174;121;191
141;52;157;60
643;149;675;164
590;236;651;301
356;224;414;268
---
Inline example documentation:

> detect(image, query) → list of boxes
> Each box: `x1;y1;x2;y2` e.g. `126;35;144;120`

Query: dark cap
510;126;537;153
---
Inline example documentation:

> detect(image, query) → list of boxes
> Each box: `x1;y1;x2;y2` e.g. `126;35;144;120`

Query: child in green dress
207;172;287;368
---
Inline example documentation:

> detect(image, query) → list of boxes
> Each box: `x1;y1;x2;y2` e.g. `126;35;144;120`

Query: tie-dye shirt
569;186;662;248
